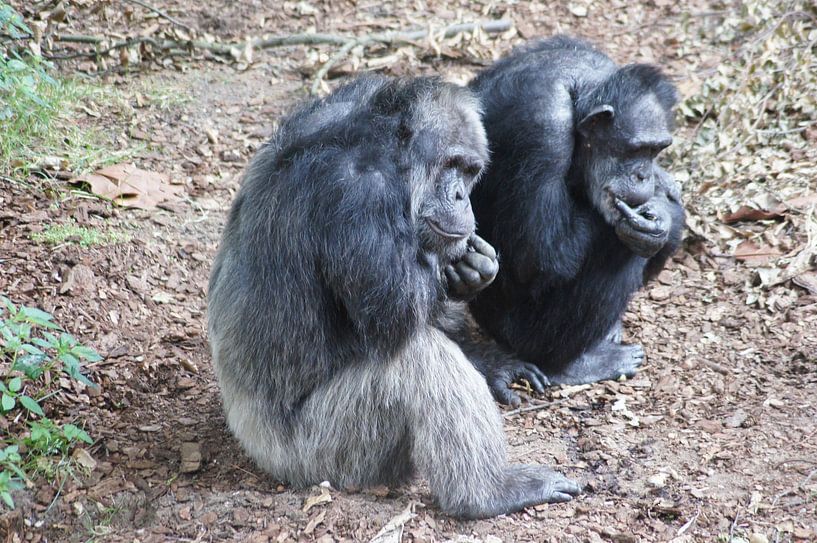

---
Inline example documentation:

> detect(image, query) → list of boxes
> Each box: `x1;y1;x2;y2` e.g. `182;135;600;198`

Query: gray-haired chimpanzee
207;75;581;519
462;36;686;405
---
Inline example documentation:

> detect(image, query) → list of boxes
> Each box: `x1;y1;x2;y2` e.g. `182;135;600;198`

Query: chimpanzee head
382;79;488;264
576;64;678;224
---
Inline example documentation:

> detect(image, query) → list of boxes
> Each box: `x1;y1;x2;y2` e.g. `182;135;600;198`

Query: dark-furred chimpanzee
207;75;581;518
463;36;686;405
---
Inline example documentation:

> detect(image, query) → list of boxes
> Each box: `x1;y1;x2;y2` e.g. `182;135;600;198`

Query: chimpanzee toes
616;343;645;376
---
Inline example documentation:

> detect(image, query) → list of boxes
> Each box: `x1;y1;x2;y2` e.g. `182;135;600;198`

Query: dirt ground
1;1;816;542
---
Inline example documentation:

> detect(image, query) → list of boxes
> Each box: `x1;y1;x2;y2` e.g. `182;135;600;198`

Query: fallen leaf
70;163;183;210
72;448;97;471
369;503;416;543
722;205;784;223
792;272;817;295
303;510;326;535
733;240;782;265
302;490;332;513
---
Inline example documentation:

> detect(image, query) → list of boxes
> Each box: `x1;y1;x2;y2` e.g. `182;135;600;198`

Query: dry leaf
70;163;183;210
792;272;817;294
302;490;332;512
303;510;326;535
72;448;97;471
732;240;782;265
369;503;416;543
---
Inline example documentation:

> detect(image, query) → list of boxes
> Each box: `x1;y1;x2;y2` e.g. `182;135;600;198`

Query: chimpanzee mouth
426;219;469;240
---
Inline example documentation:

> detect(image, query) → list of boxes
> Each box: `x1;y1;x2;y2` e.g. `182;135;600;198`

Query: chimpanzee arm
320;167;438;350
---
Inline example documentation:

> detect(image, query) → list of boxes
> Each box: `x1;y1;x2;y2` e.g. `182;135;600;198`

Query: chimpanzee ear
577;104;615;137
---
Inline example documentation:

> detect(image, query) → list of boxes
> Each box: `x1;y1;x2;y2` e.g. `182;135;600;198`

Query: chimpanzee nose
455;186;465;201
636;171;648;182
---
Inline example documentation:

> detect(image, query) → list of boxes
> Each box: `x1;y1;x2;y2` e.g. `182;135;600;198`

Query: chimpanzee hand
614;197;671;258
445;234;499;301
654;166;682;204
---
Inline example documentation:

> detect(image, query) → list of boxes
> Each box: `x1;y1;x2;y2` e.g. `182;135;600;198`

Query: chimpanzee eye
445;155;483;177
464;162;483;177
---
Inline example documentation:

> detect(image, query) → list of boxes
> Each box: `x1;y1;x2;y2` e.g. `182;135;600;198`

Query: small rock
233;508;250;524
138;425;161;432
568;4;588;17
764;398;785;409
178;505;192;521
180;442;202;473
152;291;174;304
696;419;722;434
724;408;749;428
205;128;219;144
649;285;672;301
60;264;96;295
648;472;669;489
749;534;769;543
200;511;218;525
221;149;242;162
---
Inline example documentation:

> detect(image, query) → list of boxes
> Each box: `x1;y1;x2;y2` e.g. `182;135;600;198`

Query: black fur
207;75;581;518
464;36;686;403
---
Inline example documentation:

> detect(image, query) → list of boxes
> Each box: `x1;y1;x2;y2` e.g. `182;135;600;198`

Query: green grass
30;221;131;247
0;57;131;176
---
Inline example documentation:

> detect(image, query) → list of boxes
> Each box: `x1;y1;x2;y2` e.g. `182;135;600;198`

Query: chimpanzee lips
427;219;469;240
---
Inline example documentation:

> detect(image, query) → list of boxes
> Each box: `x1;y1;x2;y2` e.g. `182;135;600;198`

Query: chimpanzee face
578;92;672;225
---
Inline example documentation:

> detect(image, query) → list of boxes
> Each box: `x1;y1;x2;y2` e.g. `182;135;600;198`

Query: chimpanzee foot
547;341;644;385
454;464;582;519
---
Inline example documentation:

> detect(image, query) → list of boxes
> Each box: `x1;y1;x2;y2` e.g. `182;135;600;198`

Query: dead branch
40;20;513;85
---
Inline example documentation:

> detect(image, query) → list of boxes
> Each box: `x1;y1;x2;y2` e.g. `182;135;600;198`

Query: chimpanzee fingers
461;252;499;281
468;233;497;260
444;265;467;295
617;200;667;235
454;261;483;287
489;378;522;407
616;200;650;229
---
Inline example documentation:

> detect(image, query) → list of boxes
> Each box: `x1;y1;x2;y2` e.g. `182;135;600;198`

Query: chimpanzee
207;75;581;518
464;36;686;405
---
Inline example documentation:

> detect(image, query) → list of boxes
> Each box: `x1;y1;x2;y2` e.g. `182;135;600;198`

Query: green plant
1;296;98;388
0;446;25;508
27;419;93;458
0;2;130;176
1;296;99;509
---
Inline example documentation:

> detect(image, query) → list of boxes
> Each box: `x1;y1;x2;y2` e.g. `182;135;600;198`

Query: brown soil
1;1;815;542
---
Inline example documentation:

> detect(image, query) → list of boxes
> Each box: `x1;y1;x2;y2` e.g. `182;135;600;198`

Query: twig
728;509;741;540
774;457;817;469
120;0;196;34
503;398;569;418
311;37;368;94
